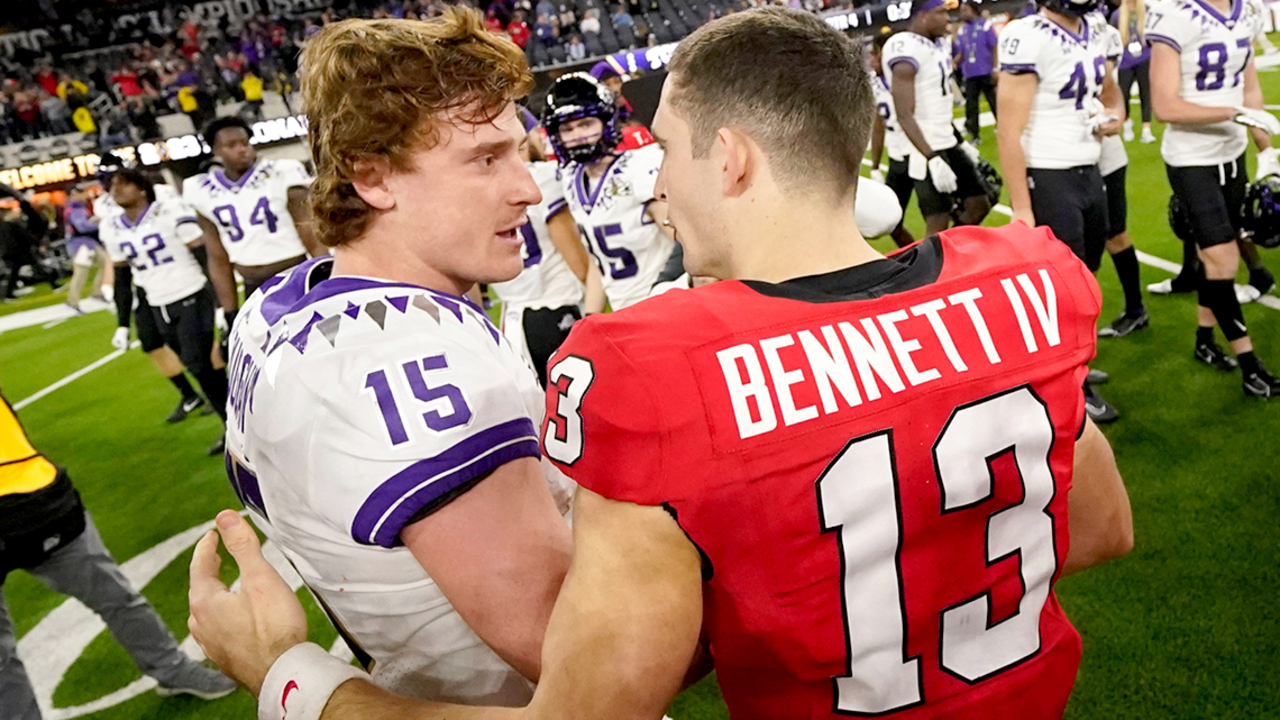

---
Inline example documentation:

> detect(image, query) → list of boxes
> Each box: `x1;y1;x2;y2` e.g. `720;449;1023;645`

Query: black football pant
963;74;998;139
152;285;227;420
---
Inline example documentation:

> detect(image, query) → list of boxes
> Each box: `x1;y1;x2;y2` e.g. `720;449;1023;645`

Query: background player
1147;0;1280;396
61;184;110;312
543;73;676;310
885;0;992;235
1097;18;1150;339
217;12;574;706
189;10;1133;720
490;110;603;385
997;0;1126;423
183;116;322;322
101;169;228;452
869;33;917;249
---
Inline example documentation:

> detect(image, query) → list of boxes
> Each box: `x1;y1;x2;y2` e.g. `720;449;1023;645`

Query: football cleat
1243;361;1280;398
1147;278;1196;295
1086;368;1110;385
1097;309;1150;338
156;662;237;700
167;396;205;423
1194;341;1239;372
1084;385;1119;424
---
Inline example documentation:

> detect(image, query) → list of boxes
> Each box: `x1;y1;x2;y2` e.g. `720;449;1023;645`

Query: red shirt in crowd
507;21;530;48
111;70;144;98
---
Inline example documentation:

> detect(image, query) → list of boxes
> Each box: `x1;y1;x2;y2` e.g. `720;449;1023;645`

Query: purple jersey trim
258;257;422;325
226;452;269;520
351;418;541;548
214;161;261;191
546;198;568;220
118;202;154;229
887;56;920;71
1001;63;1040;75
1191;0;1241;25
1144;33;1181;52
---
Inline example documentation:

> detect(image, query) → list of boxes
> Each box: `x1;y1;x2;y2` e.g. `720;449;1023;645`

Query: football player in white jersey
1097;20;1151;339
1147;0;1280;396
100;168;228;453
885;0;992;235
997;0;1126;423
214;12;574;706
183;117;323;319
868;32;917;249
490;114;603;385
542;73;676;311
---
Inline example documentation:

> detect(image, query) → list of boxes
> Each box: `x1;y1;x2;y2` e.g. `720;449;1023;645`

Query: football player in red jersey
187;8;1133;720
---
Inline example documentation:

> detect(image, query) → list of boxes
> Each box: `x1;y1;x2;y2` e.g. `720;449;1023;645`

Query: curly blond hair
301;9;533;246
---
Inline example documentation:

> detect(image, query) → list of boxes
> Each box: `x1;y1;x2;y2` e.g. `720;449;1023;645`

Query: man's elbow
1151;97;1176;124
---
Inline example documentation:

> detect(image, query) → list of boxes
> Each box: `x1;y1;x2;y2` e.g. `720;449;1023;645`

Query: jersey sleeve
534;162;568;220
1102;24;1123;61
304;325;543;548
99;221;126;263
625;144;663;205
1144;0;1193;51
541;319;668;506
998;19;1047;75
273;159;312;190
883;34;922;72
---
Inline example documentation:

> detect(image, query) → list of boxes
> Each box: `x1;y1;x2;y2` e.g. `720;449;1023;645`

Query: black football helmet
542;73;621;166
1038;0;1099;17
1168;194;1195;243
976;157;1003;208
1242;174;1280;249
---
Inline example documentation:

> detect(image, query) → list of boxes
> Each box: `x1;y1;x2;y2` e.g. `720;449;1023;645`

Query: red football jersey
543;224;1101;719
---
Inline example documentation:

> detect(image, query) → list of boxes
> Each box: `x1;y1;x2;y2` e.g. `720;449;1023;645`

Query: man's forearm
870;121;886;169
321;679;522;720
898;113;934;158
998;130;1031;213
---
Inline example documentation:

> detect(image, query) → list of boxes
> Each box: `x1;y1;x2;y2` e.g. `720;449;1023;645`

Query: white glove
870;167;886;183
1084;97;1119;135
111;326;130;350
928;154;958;194
959;141;981;165
1256;147;1280;180
100;284;113;303
215;307;228;334
1233;107;1280;136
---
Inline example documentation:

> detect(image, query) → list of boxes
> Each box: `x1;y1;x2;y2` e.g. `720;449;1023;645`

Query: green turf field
0;48;1277;720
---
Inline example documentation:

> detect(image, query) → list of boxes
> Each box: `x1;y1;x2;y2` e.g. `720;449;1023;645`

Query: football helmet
1242;174;1280;249
1168;194;1194;243
1038;0;1098;18
976;157;1003;208
542;73;620;166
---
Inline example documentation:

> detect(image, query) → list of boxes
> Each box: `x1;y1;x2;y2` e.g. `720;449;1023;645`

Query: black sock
192;367;228;421
168;373;199;402
1111;247;1143;314
1238;351;1261;375
1174;241;1198;286
1196;326;1215;345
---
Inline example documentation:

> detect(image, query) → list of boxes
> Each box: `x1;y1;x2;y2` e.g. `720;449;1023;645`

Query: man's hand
1234;107;1280;135
189;510;309;697
927;154;959;193
111;326;130;350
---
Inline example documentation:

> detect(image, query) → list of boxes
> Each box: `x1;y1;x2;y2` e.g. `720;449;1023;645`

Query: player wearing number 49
189;9;1133;720
1146;0;1280;397
99;169;229;454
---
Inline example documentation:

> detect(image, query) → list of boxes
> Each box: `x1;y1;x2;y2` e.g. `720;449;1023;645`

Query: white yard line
12;341;140;411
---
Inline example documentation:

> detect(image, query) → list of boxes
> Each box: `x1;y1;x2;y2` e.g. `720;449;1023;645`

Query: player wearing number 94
189;8;1133;720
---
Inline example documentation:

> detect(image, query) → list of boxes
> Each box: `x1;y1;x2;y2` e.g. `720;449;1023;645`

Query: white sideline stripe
861;162;1279;313
12;341;141;411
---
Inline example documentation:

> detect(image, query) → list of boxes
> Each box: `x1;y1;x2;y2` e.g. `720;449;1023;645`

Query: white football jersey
872;73;914;162
1000;12;1114;169
883;31;958;153
183;158;311;267
1146;0;1267;166
223;257;573;705
99;198;208;306
93;183;178;220
562;144;674;310
1099;22;1130;176
490;161;583;311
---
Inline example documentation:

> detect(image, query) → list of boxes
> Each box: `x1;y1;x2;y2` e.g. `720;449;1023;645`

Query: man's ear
718;127;753;198
351;157;396;211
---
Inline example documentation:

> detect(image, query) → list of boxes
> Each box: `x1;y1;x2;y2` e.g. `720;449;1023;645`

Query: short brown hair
301;9;533;246
666;8;873;199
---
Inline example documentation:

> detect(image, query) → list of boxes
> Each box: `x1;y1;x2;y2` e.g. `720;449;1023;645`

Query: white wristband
258;642;368;720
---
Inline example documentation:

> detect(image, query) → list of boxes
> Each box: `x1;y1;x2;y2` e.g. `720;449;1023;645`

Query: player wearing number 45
189;8;1133;720
542;73;677;311
99;168;230;456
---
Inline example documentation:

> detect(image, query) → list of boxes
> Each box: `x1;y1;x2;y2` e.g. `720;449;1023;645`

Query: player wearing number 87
543;73;676;310
99;168;230;454
186;8;1132;720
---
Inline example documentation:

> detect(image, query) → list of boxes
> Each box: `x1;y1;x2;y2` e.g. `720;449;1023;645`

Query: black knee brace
1199;278;1248;342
